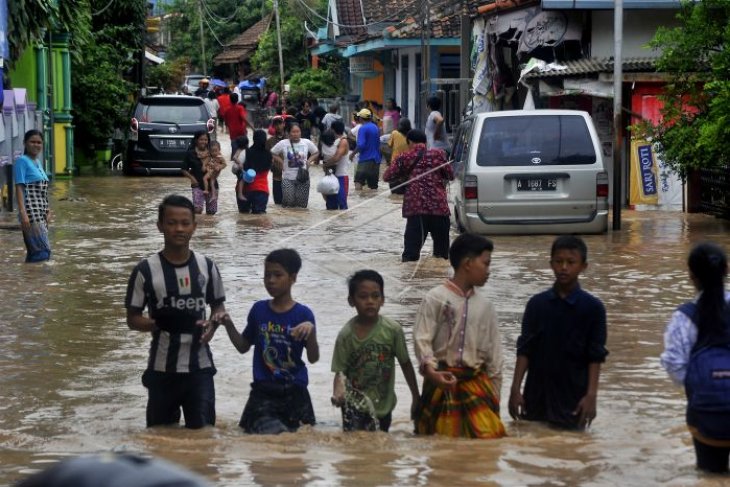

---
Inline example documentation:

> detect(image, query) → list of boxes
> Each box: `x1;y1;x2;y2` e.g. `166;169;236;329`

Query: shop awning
542;0;682;8
521;57;658;79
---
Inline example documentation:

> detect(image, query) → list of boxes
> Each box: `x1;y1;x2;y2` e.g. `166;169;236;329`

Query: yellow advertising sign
629;140;659;205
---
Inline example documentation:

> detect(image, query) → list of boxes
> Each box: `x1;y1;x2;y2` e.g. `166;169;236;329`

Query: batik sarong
21;180;50;262
415;366;506;439
281;179;309;208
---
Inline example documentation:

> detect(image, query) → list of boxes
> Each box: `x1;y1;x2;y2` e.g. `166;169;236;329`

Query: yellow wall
53;123;68;175
362;59;384;104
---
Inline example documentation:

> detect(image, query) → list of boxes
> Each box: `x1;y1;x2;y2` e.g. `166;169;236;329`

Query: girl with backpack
661;242;730;473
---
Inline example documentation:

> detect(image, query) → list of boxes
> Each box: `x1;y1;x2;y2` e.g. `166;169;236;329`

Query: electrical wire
201;0;242;24
201;8;232;47
92;0;115;17
292;0;427;29
298;3;328;32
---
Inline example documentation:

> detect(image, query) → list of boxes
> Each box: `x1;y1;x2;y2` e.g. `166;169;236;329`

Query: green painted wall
9;48;38;103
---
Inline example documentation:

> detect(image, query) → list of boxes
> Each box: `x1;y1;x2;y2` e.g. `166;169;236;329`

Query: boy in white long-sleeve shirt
412;233;506;439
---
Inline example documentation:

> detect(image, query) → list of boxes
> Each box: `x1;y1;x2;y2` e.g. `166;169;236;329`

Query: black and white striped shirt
125;251;225;374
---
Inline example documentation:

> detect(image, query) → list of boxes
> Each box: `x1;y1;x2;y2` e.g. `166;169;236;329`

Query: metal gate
698;165;730;219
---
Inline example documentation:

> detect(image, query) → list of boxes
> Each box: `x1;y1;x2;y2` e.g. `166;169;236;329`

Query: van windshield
476;115;597;166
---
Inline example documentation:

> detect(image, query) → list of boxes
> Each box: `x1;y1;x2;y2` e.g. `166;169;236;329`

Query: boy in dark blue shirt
509;236;608;430
213;248;319;434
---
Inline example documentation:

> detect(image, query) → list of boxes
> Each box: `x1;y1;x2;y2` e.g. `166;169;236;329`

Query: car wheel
122;156;133;176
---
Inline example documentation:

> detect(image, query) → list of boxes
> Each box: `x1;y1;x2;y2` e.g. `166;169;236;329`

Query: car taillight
129;118;139;141
596;172;609;198
464;175;478;200
207;118;216;133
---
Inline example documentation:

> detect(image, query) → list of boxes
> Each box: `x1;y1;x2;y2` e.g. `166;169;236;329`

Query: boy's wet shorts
342;408;392;432
143;370;215;429
239;381;315;434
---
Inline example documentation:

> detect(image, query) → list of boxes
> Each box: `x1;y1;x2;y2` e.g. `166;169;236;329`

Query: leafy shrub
287;68;343;104
146;58;189;93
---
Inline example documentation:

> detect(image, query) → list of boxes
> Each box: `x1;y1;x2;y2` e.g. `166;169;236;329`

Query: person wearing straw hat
349;108;381;190
195;78;211;98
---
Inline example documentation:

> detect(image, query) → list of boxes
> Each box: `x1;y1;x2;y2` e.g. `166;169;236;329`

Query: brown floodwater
1;155;730;486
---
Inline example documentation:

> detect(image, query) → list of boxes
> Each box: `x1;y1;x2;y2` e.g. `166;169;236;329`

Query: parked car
123;95;216;175
451;109;609;235
182;74;206;95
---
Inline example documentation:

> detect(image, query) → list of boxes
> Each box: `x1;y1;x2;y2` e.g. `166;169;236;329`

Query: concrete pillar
34;37;53;174
51;32;73;177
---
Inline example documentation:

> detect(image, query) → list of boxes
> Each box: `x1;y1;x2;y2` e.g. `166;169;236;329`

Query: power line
92;0;115;16
201;1;242;25
292;0;427;29
201;8;232;47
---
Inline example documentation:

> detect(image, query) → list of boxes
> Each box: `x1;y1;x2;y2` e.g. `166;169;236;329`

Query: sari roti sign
630;140;659;205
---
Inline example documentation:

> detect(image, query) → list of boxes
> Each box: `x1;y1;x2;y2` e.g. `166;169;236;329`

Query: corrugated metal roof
542;0;681;9
523;57;658;78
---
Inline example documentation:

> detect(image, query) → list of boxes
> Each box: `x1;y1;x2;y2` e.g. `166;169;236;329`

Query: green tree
251;0;327;88
146;58;190;92
638;0;730;175
163;0;265;73
71;0;146;145
287;67;344;103
7;0;89;62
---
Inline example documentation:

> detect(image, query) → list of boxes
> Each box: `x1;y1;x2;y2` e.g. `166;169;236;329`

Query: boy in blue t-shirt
214;248;319;434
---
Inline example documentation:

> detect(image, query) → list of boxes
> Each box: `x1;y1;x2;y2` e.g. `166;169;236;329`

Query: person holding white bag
319;121;350;210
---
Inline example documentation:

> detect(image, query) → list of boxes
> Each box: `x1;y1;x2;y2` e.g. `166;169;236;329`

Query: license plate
516;177;557;191
160;138;188;148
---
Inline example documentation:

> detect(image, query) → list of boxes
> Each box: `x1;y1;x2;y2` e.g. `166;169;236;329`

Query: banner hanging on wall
629;140;659;206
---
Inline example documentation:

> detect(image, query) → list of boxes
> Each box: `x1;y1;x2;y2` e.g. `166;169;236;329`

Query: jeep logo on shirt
160;296;207;312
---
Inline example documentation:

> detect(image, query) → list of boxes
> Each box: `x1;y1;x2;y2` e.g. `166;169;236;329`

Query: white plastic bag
316;170;340;195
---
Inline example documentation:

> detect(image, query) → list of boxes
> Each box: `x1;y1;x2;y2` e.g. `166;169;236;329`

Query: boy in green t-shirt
331;270;420;431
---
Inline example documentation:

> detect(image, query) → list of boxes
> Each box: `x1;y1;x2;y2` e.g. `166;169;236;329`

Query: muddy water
1;160;730;486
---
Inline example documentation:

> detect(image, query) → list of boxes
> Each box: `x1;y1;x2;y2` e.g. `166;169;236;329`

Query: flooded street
1;157;730;486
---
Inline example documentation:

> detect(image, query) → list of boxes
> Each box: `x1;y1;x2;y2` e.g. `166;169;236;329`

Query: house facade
8;31;74;178
309;0;694;211
213;15;272;81
311;0;461;127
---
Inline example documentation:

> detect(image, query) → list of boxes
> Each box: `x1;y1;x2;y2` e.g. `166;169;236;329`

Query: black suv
124;95;215;175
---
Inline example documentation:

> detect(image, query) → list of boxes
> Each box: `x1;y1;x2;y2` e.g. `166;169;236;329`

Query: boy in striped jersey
125;194;226;429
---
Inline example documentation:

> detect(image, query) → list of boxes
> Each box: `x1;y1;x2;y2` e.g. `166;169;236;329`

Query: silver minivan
451;110;609;235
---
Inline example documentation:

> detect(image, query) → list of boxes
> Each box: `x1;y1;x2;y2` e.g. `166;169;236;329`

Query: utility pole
420;0;431;126
459;0;470;117
198;0;207;74
274;0;286;101
612;0;623;230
